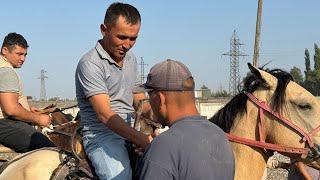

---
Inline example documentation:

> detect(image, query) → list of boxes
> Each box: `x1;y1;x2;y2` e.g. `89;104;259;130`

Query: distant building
195;98;229;119
195;88;211;99
194;87;230;119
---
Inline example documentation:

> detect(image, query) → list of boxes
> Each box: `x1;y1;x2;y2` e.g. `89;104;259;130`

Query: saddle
0;129;98;180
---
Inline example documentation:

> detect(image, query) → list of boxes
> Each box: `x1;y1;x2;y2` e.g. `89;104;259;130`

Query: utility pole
223;30;248;96
138;57;148;83
252;0;263;67
39;69;48;101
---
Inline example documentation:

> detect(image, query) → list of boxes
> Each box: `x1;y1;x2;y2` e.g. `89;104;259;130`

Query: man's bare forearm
105;114;150;149
3;104;39;123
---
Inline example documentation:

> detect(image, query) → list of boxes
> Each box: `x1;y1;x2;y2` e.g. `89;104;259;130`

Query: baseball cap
134;59;195;93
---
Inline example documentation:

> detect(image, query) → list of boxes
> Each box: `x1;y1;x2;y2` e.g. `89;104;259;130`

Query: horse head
210;63;320;179
134;99;162;135
36;105;82;156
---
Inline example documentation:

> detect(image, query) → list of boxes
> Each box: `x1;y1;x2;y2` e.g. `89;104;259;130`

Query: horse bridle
46;109;84;161
42;106;78;137
226;92;320;162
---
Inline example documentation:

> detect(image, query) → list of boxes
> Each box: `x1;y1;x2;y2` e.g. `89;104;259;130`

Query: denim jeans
82;113;134;180
83;132;132;180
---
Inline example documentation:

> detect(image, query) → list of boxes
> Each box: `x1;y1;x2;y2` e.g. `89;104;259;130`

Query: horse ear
247;63;277;90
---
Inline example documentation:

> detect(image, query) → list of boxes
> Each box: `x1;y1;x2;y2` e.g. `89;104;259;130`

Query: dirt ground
267;153;290;180
267;168;288;180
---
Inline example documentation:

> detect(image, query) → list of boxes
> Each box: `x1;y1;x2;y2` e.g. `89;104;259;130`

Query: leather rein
226;92;320;160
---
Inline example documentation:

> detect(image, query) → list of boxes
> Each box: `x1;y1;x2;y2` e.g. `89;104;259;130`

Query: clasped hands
133;129;160;156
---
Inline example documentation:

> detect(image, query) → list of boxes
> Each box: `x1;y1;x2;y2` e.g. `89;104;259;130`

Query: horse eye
298;103;312;110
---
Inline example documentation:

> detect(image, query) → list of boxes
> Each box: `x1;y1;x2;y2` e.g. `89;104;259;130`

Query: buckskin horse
209;63;320;180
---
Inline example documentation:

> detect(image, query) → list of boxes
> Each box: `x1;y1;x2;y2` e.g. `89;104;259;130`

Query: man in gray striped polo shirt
75;2;152;180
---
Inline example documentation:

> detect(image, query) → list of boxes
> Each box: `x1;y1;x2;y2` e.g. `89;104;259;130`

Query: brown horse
209;63;320;180
134;99;162;135
0;106;81;157
41;108;81;153
0;106;89;180
0;102;159;180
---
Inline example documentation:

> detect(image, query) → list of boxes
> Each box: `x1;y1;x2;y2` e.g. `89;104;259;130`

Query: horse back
0;148;66;180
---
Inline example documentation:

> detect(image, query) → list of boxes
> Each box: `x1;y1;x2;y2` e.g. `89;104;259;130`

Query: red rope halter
227;92;320;158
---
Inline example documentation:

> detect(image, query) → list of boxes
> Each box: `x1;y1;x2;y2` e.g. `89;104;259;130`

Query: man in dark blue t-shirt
134;59;235;180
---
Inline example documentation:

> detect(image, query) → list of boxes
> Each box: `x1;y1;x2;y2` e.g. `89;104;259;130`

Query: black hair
1;32;29;50
104;2;141;26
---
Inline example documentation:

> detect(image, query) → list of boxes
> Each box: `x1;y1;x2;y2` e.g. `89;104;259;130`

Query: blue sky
0;0;319;99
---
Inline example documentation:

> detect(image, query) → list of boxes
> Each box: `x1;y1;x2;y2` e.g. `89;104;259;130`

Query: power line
222;30;248;96
138;57;148;83
38;69;48;101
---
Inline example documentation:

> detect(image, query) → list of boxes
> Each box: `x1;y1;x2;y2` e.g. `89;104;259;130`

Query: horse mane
209;67;293;133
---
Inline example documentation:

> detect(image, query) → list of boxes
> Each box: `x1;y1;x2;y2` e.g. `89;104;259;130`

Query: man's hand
134;145;144;156
134;129;162;156
140;134;153;150
134;134;153;156
152;129;160;137
36;114;52;127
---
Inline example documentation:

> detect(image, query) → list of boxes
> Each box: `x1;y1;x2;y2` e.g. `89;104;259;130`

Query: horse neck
230;102;268;180
51;112;69;125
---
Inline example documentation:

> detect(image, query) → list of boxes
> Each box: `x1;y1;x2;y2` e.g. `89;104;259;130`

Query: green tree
314;44;320;79
304;48;314;91
200;85;211;99
307;71;318;95
290;66;303;84
302;44;320;96
211;90;231;97
304;48;311;78
48;97;60;101
201;85;209;89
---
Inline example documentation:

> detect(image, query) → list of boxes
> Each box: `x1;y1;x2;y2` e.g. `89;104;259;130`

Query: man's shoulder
0;67;18;78
0;67;19;92
154;130;175;142
177;117;226;135
143;131;179;165
76;48;104;72
149;129;181;149
79;48;100;64
200;119;226;133
0;67;15;73
170;118;230;148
